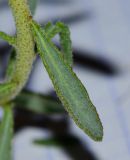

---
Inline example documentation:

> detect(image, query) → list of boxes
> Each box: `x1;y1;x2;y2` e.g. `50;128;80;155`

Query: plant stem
0;0;35;104
9;0;35;84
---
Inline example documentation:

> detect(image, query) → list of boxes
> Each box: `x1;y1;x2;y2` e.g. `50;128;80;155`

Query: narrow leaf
31;21;103;141
0;104;13;160
34;136;78;147
44;22;73;66
0;31;16;46
34;138;63;147
57;22;73;66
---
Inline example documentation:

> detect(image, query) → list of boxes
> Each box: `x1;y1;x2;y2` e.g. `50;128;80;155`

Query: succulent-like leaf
31;21;103;141
0;104;13;160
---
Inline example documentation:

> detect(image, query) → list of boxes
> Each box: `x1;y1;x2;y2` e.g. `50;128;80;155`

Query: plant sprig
0;0;103;159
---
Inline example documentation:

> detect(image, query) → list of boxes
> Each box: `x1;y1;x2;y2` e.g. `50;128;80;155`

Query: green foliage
0;31;16;46
31;21;103;141
0;104;13;160
34;136;78;147
44;22;73;66
0;0;103;158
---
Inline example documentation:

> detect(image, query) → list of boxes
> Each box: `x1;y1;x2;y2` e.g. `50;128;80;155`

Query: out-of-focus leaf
34;138;63;147
14;90;65;114
31;21;103;141
0;83;17;105
28;0;37;16
0;104;13;160
34;136;78;147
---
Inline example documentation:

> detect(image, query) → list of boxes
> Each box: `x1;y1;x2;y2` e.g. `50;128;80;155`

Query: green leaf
34;136;78;147
14;90;65;114
6;48;16;81
34;138;63;147
0;83;17;105
57;22;73;67
0;104;13;160
28;0;37;16
0;31;16;46
44;22;73;67
31;21;103;141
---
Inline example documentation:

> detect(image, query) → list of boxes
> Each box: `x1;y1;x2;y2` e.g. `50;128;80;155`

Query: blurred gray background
1;0;130;160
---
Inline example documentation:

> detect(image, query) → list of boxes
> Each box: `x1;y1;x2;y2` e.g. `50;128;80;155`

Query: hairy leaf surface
31;21;103;141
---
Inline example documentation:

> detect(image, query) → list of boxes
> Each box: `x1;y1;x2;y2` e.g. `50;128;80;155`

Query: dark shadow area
14;107;97;160
73;49;119;75
0;44;119;78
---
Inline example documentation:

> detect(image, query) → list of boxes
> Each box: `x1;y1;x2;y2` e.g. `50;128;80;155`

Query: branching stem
0;0;35;105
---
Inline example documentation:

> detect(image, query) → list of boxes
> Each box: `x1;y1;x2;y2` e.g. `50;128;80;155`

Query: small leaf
44;22;73;66
31;21;103;141
34;136;78;147
0;31;16;46
34;138;63;147
0;104;13;160
14;90;65;114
